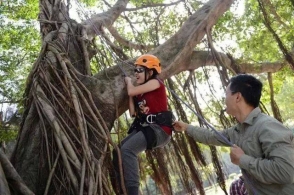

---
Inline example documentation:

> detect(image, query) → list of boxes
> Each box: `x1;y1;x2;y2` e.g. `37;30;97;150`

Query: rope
72;1;257;194
164;79;257;195
161;79;257;195
72;0;230;145
117;65;258;194
163;80;233;146
73;0;131;77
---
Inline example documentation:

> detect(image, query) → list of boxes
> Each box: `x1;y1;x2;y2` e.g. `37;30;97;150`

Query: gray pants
120;124;171;193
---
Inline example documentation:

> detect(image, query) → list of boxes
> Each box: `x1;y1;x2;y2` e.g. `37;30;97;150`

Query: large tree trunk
8;0;269;194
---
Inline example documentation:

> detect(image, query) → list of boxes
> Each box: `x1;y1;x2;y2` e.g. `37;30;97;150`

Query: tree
0;0;293;194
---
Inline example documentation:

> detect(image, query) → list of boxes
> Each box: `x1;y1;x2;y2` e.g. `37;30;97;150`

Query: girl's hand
124;77;132;85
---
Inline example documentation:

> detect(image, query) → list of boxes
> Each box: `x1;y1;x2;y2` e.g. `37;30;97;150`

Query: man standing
173;74;294;194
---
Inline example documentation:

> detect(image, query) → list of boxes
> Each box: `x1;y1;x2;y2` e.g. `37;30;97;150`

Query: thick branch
0;161;10;195
87;48;286;124
83;0;129;40
124;0;183;11
85;0;235;120
153;0;235;79
107;26;153;50
238;61;285;73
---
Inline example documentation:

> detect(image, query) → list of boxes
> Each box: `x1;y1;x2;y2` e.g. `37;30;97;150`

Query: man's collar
243;107;261;125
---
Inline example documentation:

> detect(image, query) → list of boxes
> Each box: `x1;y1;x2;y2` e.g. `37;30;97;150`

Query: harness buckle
146;114;156;123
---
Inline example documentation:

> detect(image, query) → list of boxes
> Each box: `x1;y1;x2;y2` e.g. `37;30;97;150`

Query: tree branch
107;25;154;50
124;0;184;11
0;161;10;195
261;0;289;28
152;0;235;79
83;0;130;40
258;0;294;70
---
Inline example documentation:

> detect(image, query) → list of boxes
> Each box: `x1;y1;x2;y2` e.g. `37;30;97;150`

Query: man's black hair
229;74;263;108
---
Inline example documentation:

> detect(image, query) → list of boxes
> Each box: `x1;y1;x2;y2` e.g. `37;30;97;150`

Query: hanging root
18;36;118;194
0;150;34;195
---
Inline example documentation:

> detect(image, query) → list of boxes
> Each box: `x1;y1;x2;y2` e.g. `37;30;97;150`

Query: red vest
135;80;172;135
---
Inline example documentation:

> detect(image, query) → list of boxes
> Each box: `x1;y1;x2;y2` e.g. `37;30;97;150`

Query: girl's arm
128;96;135;117
124;77;160;96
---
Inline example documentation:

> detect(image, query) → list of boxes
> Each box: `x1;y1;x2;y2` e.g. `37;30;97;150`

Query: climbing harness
138;111;174;127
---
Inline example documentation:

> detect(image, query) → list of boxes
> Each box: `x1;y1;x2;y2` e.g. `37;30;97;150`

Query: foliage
0;129;18;142
257;66;294;127
213;0;294;63
276;77;294;126
0;0;40;107
129;0;165;7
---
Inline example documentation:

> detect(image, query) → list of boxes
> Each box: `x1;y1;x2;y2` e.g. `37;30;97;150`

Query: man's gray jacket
186;107;294;195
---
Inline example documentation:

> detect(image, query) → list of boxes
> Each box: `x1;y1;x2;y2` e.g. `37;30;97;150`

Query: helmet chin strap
144;68;149;84
143;69;158;84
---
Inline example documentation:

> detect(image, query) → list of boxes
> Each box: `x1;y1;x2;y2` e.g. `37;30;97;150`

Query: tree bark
0;149;34;195
7;0;287;194
0;161;11;195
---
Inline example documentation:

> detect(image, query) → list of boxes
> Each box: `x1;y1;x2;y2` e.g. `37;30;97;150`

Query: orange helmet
135;54;161;74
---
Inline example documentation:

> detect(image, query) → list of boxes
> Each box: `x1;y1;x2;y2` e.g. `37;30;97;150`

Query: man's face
225;83;237;115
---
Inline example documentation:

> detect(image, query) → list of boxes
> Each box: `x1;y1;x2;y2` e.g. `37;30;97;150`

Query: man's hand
230;144;245;165
173;121;188;132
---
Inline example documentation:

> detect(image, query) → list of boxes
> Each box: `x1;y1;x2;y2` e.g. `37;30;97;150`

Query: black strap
141;126;156;150
140;111;174;127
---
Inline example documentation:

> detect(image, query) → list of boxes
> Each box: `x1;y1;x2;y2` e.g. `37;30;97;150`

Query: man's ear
236;92;242;102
